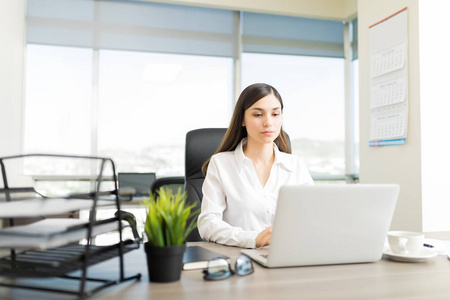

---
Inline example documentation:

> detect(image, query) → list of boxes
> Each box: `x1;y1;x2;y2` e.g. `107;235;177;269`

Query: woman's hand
255;226;272;248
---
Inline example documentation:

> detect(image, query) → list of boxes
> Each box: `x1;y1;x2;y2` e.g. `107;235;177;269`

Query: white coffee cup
387;231;424;256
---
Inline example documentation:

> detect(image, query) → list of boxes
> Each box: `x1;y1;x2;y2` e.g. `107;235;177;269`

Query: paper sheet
0;218;118;249
370;103;408;141
0;198;111;218
371;43;406;78
371;77;406;109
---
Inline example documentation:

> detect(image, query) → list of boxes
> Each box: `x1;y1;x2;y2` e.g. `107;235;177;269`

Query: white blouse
197;138;314;248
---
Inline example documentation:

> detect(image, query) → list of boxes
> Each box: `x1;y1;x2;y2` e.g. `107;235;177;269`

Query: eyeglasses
203;254;254;281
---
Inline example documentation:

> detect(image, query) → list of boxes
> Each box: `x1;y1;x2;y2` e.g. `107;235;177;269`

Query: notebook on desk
241;184;400;268
182;246;229;270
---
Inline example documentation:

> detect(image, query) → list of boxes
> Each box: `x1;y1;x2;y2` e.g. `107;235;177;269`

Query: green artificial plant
143;187;200;247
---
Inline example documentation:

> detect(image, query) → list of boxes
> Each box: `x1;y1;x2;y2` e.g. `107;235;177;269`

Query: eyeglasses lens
235;254;254;276
205;258;232;280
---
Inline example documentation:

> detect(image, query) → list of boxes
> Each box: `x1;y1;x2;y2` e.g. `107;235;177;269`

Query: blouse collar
234;138;294;173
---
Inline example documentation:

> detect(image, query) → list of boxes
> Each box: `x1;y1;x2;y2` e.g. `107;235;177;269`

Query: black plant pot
144;242;186;283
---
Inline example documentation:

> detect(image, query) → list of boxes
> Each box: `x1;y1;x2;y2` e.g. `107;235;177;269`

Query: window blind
242;12;345;58
27;0;350;59
27;0;237;57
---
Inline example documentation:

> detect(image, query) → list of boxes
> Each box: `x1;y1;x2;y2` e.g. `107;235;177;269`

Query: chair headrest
185;128;226;180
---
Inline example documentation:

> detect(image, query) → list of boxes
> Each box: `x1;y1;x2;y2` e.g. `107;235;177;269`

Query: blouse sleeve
197;156;259;248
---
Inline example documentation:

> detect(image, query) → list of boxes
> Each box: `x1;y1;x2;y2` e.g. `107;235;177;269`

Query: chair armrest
115;210;141;242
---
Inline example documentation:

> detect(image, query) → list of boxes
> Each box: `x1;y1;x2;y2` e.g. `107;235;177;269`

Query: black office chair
184;128;227;241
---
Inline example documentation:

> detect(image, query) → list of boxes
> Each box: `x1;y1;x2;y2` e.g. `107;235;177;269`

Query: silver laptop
241;184;400;268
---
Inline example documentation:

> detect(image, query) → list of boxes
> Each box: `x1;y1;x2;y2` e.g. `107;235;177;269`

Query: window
24;0;359;182
25;0;235;178
24;44;92;156
242;53;345;175
97;50;233;175
24;45;232;177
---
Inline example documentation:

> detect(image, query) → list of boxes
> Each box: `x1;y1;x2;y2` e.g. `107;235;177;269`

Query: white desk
1;232;450;299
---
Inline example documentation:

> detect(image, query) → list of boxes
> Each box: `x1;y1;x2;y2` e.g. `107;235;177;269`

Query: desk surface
2;232;450;300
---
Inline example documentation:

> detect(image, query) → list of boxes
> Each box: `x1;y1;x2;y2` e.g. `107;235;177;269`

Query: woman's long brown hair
202;83;290;175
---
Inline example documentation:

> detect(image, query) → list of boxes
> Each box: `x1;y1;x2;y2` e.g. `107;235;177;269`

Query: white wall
358;0;422;231
419;0;450;231
344;0;358;20
0;0;25;158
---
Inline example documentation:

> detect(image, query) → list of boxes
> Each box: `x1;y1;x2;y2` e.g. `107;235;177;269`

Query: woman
197;83;313;248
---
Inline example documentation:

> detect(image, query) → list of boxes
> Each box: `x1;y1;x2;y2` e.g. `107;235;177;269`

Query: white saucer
383;247;437;262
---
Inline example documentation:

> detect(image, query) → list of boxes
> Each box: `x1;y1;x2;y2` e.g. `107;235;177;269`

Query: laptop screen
118;173;156;196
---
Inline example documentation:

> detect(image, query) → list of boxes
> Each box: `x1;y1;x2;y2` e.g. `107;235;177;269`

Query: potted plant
143;187;200;282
